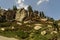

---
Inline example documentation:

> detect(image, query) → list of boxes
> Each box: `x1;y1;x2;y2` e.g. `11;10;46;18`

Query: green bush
0;22;11;27
16;30;29;39
0;30;16;37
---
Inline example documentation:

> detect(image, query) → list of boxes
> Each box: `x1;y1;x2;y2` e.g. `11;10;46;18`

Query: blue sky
0;0;60;20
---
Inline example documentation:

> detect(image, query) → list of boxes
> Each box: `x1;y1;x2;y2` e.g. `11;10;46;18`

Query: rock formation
15;8;27;22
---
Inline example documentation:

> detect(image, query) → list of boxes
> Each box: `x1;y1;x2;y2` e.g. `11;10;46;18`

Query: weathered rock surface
0;36;18;40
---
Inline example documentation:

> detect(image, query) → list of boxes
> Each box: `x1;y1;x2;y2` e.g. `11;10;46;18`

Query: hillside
0;6;60;40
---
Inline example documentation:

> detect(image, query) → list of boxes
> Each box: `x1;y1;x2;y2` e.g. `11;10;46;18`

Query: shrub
16;30;29;39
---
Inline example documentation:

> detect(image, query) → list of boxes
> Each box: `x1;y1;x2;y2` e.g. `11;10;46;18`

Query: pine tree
28;5;33;12
13;5;17;11
39;11;45;18
34;10;38;18
27;5;33;18
53;21;59;32
0;6;1;10
41;11;45;17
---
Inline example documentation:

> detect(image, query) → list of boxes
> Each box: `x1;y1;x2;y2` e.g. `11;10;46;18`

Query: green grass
0;21;60;40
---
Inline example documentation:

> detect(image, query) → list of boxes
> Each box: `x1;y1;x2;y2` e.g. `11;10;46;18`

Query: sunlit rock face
15;8;27;22
58;23;60;26
0;10;5;16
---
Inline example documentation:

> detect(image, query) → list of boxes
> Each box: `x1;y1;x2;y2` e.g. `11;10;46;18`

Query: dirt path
0;36;18;40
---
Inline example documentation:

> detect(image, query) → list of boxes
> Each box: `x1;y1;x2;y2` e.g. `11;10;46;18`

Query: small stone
0;28;5;31
47;25;52;28
24;21;30;23
34;26;42;30
12;26;15;29
41;18;47;21
17;22;22;25
51;31;57;34
41;31;46;35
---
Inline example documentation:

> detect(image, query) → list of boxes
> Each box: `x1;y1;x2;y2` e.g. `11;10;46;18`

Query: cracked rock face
15;8;27;22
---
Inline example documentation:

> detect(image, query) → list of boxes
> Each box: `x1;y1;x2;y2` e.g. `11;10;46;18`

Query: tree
53;21;59;32
39;11;45;18
8;8;11;11
13;5;17;11
41;11;45;17
0;15;6;22
28;5;33;12
0;6;1;10
34;10;39;17
47;17;54;22
34;10;38;14
27;5;33;18
13;5;17;19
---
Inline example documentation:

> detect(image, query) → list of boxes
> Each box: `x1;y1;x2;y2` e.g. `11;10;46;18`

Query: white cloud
16;0;24;4
15;0;28;10
15;0;49;9
17;3;28;10
37;0;49;5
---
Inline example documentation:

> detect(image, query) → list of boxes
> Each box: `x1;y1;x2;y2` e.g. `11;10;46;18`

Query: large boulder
15;8;27;22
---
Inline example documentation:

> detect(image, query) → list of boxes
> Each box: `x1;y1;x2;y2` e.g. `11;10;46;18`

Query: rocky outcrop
0;10;6;16
5;10;16;21
15;8;27;22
